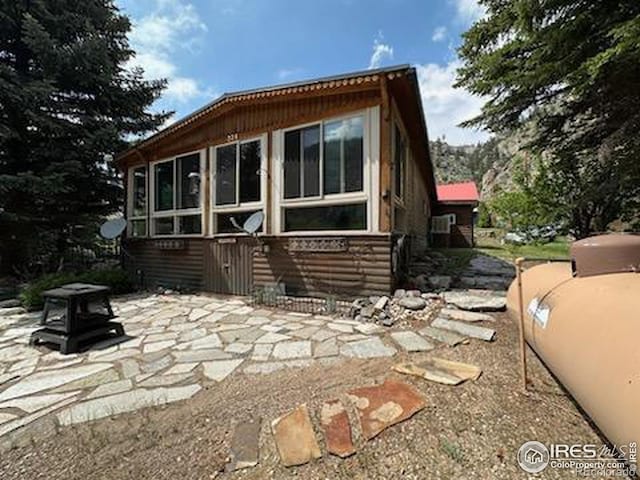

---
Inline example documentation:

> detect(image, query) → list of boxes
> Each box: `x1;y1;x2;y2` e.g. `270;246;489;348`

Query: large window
280;114;368;232
215;139;261;206
151;152;202;236
284;116;364;199
211;137;265;234
128;165;147;237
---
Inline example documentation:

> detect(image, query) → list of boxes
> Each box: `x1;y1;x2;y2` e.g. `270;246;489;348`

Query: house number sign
288;238;348;252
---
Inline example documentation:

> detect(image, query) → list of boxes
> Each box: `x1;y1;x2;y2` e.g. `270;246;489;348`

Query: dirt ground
0;313;608;480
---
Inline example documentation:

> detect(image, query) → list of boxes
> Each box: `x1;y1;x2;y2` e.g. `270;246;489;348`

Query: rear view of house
117;65;437;298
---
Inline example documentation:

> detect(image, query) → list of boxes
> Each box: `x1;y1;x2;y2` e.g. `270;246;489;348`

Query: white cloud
416;60;489;145
368;33;394;70
432;26;447;42
277;68;303;81
450;0;486;24
124;0;211;104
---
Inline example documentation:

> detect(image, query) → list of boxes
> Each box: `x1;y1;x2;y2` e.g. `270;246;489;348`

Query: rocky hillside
429;137;515;200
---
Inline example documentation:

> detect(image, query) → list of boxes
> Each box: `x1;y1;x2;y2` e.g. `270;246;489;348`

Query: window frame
209;134;268;236
148;149;205;238
273;107;379;235
127;164;148;238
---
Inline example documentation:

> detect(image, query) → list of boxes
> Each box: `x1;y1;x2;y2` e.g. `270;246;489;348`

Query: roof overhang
117;64;413;164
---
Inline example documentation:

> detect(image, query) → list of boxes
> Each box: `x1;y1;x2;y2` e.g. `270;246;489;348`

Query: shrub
20;268;133;310
476;202;492;228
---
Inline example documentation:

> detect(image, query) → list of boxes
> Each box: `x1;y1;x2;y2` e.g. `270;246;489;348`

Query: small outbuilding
431;181;479;248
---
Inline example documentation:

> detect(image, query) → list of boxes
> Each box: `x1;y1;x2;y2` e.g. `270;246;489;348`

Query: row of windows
128;114;371;236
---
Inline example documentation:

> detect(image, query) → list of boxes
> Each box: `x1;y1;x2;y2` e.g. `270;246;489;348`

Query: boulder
428;275;452;290
393;289;406;298
373;296;389;312
398;297;427;311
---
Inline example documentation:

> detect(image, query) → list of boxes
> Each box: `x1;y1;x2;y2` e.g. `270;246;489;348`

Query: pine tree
0;0;170;274
457;0;640;237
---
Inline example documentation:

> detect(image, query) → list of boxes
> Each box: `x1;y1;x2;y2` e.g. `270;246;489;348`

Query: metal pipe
515;257;527;393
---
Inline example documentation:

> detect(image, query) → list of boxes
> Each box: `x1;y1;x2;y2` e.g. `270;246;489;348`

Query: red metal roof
436;181;479;203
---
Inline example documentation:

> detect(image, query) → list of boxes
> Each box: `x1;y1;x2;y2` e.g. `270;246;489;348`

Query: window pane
216;144;236;205
178;215;201;234
131;219;146;237
154;217;174;235
284;130;300;199
216;210;262;234
302;126;320;197
323;116;364;195
155;161;174;211
343;116;364;193
132;166;146;217
239;141;260;203
284;203;367;231
177;153;200;210
323;121;341;195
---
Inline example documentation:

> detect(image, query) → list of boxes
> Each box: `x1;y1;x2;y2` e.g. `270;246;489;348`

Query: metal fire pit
30;283;124;354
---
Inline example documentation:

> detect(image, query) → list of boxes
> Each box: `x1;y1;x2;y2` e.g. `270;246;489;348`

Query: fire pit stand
30;283;124;354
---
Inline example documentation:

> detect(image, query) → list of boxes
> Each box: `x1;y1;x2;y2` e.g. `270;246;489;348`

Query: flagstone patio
0;292;437;450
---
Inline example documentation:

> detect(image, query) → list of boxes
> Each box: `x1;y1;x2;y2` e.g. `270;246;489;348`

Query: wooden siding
253;235;392;297
125;239;204;290
138;90;381;166
434;204;475;248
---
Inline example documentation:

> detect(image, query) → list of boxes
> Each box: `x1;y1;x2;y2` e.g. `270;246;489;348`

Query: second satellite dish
230;211;264;235
243;211;264;234
100;217;127;239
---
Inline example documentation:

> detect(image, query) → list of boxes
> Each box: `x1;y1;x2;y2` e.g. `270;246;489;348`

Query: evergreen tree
457;0;640;238
0;0;169;274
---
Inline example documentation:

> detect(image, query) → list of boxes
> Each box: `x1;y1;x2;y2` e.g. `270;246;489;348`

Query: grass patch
475;235;570;262
440;438;465;464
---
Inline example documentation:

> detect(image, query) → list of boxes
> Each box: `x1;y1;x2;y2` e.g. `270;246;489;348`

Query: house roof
436;181;479;203
118;64;413;160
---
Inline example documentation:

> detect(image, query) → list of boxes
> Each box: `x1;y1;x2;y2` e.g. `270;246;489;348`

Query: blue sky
116;0;489;145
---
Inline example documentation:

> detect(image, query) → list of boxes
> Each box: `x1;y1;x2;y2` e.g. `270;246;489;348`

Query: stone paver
57;385;201;425
202;359;244;381
227;418;261;471
439;308;494;323
272;341;312;360
0;291;447;449
443;290;507;312
255;332;291;344
320;399;355;458
347;380;426;440
431;317;496;342
271;404;321;467
340;338;396;359
390;331;435;352
419;326;467;347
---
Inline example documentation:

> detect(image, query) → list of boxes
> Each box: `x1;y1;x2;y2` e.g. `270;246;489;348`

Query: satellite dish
243;211;264;235
229;211;264;236
100;217;127;239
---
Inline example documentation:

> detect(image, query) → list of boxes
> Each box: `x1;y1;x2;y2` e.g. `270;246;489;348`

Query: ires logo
549;444;598;458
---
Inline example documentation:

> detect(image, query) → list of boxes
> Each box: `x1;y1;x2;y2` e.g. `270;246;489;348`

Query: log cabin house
117;65;437;298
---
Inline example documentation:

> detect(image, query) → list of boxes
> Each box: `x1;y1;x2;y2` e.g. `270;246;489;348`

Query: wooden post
515;257;528;393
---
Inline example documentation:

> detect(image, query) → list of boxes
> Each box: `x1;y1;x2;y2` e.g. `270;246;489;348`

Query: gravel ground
0;313;608;480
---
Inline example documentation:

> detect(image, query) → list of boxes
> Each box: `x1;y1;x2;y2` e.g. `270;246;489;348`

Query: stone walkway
0;292;446;449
